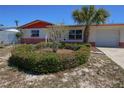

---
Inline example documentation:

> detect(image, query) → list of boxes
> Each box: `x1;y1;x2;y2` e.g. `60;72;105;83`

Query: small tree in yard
44;24;67;52
72;5;110;43
16;32;23;44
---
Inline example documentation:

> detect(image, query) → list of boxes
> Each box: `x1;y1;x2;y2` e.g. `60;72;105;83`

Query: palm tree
72;5;110;43
15;20;19;27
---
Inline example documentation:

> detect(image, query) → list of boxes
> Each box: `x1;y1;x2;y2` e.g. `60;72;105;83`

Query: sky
0;5;124;27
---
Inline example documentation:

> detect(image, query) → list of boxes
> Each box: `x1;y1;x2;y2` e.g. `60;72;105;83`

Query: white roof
4;29;19;32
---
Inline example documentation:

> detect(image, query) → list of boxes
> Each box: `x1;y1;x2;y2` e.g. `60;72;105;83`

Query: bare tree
44;24;67;52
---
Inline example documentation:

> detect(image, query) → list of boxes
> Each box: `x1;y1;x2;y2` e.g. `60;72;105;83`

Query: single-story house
0;28;20;44
19;20;124;48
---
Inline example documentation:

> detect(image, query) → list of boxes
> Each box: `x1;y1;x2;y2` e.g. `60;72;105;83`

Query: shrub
33;52;63;73
75;45;90;65
35;42;64;52
9;51;36;71
9;52;63;74
9;46;63;74
16;32;22;38
35;42;53;49
8;43;90;74
83;43;91;48
58;53;77;69
59;42;65;49
63;43;82;51
13;44;34;52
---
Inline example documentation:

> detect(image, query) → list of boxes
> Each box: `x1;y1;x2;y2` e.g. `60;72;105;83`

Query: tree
15;20;19;27
44;24;66;52
16;32;23;43
72;5;110;43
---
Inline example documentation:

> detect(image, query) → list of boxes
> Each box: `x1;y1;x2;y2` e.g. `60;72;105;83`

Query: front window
31;30;39;37
69;30;82;40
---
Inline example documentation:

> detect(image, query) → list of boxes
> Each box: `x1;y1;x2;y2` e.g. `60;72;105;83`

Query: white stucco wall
21;25;124;45
0;31;17;44
60;30;69;41
21;28;47;38
88;27;96;42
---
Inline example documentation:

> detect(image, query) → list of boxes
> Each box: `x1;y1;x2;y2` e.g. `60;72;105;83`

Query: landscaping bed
0;46;124;88
8;43;90;74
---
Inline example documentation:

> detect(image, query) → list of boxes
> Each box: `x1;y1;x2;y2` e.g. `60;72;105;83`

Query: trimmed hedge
8;43;90;74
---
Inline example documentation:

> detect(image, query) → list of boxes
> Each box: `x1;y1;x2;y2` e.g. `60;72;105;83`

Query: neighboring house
0;28;20;44
19;20;124;48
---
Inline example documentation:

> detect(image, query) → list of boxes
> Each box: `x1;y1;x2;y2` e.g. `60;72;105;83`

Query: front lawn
0;45;124;87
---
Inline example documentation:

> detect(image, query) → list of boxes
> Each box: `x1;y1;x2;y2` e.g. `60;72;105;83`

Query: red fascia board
20;20;53;29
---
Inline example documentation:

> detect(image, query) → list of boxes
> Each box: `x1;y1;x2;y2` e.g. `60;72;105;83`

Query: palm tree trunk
83;25;90;43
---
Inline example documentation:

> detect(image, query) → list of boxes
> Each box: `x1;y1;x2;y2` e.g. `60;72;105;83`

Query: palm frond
72;6;110;25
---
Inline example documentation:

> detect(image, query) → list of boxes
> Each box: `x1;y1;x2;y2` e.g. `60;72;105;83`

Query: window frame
31;30;40;37
69;30;82;40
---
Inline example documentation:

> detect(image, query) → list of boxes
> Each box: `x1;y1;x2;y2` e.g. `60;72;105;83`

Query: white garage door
96;30;119;47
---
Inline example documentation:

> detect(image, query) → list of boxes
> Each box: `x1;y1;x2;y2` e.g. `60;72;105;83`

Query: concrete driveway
97;47;124;69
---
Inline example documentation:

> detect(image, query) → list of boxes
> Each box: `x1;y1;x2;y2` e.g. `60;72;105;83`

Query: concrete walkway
97;47;124;69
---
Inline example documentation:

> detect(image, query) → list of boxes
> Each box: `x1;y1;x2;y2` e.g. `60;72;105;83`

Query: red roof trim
19;20;53;29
